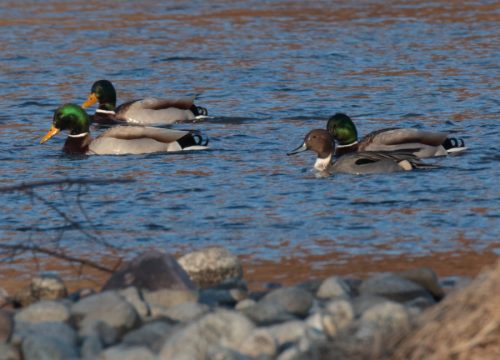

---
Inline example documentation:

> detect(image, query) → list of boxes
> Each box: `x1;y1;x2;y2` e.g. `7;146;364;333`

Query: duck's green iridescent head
40;104;90;143
326;113;358;145
82;79;117;111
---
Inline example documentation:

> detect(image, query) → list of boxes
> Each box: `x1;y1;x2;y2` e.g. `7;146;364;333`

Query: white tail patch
182;145;208;151
447;147;468;154
398;160;413;171
194;115;212;120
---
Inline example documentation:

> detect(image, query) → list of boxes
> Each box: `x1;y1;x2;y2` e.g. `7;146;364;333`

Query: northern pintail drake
40;104;208;155
81;80;208;126
288;129;435;174
326;113;467;158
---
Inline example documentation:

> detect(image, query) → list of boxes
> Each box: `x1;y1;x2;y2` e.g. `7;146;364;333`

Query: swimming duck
81;80;208;125
288;129;434;174
40;104;208;155
326;113;466;158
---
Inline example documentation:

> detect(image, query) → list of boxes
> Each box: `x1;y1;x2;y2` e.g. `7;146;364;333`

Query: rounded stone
235;298;257;311
0;343;21;360
0;310;13;342
178;247;243;288
143;288;198;309
324;299;354;332
359;273;433;303
118;287;150;319
160;309;255;359
71;291;139;334
157;301;209;323
13;322;77;348
122;320;175;353
240;301;296;326
316;276;352;299
261;286;313;317
396;267;444;299
15;301;70;324
265;320;307;346
239;328;277;357
360;301;411;333
21;334;78;360
98;345;156;360
31;274;67;301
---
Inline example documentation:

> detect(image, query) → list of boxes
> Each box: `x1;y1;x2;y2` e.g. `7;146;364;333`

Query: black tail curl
177;130;209;149
443;137;465;150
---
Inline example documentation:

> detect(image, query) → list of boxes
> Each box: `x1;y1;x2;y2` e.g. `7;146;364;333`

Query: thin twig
0;178;134;193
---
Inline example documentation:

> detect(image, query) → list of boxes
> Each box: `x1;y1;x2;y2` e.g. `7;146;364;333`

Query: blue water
0;1;498;279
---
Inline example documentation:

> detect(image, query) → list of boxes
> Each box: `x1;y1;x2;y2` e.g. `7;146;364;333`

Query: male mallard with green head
41;104;208;155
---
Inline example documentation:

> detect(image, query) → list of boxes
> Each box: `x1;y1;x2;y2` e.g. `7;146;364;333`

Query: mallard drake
326;113;466;158
40;104;208;155
288;129;434;174
81;80;208;125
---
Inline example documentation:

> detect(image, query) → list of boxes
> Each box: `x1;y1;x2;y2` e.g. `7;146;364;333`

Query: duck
81;80;209;125
326;113;466;158
287;129;435;174
40;104;208;155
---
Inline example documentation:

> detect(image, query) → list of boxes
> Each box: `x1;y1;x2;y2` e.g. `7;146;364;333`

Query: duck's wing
115;97;197;125
138;97;196;110
100;126;193;142
362;128;448;148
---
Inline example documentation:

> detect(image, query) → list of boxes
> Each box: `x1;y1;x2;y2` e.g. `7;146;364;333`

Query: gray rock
358;301;411;338
0;343;21;360
207;347;251;360
240;301;296;326
143;288;198;309
316;276;352;299
15;301;69;324
406;296;437;311
119;287;150;319
324;299;355;333
98;345;156;360
359;273;433;303
178;247;243;288
199;288;244;307
0;310;13;342
14;274;67;307
71;291;139;336
81;321;118;346
235;299;257;311
0;288;9;308
13;322;76;348
239;328;277;357
157;302;209;323
265;320;307;347
122;320;176;353
275;331;320;360
396;267;444;300
352;294;391;317
102;251;195;292
21;334;78;360
261;286;313;317
81;335;103;360
159;310;255;360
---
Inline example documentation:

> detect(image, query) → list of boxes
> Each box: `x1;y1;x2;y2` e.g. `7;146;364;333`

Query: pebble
71;291;139;336
261;286;313;317
239;328;278;358
178;247;243;288
240;301;297;326
15;300;69;324
13;273;67;307
21;334;78;360
122;320;175;352
157;301;210;322
316;276;352;299
102;251;196;292
142;288;198;309
98;345;156;360
324;299;355;332
396;267;444;300
358;301;411;338
359;273;433;303
13;322;77;348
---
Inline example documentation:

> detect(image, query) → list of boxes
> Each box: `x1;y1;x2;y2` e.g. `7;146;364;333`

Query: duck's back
332;152;406;174
116;97;197;125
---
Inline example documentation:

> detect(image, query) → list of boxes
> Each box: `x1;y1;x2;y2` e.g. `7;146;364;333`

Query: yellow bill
82;92;97;108
40;124;60;144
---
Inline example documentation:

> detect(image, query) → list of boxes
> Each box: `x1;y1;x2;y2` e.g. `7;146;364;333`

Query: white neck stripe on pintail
336;141;358;148
314;154;332;172
96;109;116;115
68;132;89;138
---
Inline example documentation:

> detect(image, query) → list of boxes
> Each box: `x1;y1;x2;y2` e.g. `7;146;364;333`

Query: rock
66;288;96;302
235;299;257;311
0;310;13;342
261;286;313;317
98;345;156;360
275;331;321;360
199;288;245;307
265;320;307;347
324;299;355;333
358;301;411;338
178;247;243;288
102;251;195;292
0;288;9;308
396;267;444;300
118;287;150;319
406;296;436;311
21;334;78;360
156;302;209;323
14;274;67;307
240;301;296;326
81;335;103;360
352;294;391;317
297;279;324;294
207;347;251;360
71;291;139;336
15;301;69;324
239;328;277;357
159;309;255;360
359;273;434;303
316;276;352;299
122;320;176;353
143;288;198;309
12;322;77;348
0;343;21;360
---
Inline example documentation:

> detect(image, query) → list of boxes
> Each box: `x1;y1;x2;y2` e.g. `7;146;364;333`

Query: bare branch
0;178;134;193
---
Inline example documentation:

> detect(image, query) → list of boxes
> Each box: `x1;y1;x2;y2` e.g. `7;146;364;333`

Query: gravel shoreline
0;247;483;360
